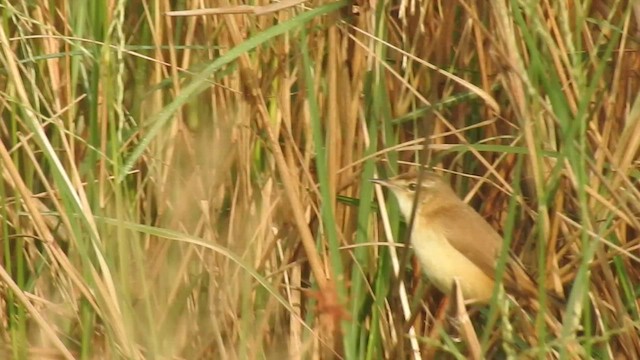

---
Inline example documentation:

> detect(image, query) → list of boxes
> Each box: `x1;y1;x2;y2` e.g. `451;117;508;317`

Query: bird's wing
426;203;502;279
428;203;543;298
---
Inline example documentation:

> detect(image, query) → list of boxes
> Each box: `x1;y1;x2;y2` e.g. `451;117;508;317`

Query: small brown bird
372;171;556;304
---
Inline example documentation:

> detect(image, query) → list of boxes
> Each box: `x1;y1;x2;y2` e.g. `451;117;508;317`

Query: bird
372;170;561;305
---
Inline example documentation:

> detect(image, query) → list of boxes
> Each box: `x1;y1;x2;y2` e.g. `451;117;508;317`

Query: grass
1;0;639;358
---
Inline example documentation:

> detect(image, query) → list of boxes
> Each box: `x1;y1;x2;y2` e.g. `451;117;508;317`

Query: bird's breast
410;226;495;303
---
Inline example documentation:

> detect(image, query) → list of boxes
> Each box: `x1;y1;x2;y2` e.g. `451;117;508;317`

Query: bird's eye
407;182;418;191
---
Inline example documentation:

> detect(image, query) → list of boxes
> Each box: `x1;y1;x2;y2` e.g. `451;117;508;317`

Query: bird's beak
370;178;394;188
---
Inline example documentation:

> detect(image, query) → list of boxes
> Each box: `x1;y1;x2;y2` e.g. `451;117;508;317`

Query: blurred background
1;0;639;358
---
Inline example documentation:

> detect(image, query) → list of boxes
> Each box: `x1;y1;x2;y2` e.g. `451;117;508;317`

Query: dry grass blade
166;0;307;16
452;279;481;360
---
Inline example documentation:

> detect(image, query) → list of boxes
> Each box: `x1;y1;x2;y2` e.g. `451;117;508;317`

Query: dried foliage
0;0;639;358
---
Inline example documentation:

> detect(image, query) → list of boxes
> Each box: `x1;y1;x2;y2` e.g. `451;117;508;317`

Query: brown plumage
373;171;561;304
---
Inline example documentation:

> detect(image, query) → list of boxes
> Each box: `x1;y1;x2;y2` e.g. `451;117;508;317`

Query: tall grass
1;0;639;358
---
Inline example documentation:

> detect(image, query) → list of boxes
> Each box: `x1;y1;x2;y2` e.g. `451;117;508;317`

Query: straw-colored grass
1;0;639;358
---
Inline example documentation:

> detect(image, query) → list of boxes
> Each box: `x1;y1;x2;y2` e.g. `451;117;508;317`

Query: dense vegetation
1;0;639;358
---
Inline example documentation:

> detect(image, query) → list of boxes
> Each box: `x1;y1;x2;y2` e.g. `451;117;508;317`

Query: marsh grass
1;0;639;358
